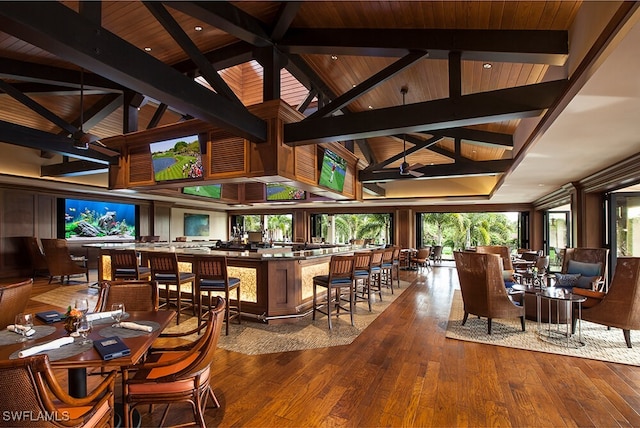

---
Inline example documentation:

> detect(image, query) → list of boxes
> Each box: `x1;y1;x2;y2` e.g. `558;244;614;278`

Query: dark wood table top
0;310;175;369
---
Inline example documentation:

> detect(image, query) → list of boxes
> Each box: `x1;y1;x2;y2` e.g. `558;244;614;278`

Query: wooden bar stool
194;255;241;335
312;255;356;330
147;252;195;325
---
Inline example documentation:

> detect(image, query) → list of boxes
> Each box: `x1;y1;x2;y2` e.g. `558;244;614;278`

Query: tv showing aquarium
150;135;203;182
318;149;347;192
182;184;222;199
266;183;306;201
184;213;209;236
61;198;137;240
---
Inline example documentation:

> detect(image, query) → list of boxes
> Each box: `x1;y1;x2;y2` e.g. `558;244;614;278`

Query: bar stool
353;251;373;311
381;247;395;294
109;249;151;280
312;255;356;330
147;252;195;325
368;249;385;302
193;255;241;335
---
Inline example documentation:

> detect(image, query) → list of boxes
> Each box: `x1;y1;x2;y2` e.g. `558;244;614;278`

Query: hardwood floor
24;264;640;427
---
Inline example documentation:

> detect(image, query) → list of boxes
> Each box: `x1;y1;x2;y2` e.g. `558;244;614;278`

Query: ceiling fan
398;85;424;177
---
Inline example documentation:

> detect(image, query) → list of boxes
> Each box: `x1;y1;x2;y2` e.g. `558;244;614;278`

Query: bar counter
90;242;371;322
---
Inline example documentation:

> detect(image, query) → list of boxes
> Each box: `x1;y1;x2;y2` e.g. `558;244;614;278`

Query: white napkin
86;310;121;322
118;322;152;333
7;325;35;337
18;337;74;358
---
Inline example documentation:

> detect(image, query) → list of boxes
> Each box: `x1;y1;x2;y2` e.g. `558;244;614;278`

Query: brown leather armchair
454;251;525;334
560;247;609;291
574;257;640;348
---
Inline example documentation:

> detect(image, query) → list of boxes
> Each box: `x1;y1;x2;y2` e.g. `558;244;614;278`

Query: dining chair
24;236;49;278
0;278;33;329
412;247;432;270
193;255;241;335
147;252;196;325
109;248;152;280
0;354;116;428
312;255;356;330
353;251;373;311
41;238;89;284
122;297;225;428
95;279;160;312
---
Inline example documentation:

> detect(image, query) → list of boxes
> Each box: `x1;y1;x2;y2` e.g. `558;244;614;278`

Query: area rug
445;290;640;366
164;280;411;355
31;285;99;310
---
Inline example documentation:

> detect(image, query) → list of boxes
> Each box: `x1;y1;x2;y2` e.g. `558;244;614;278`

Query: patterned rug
32;282;410;356
445;290;640;366
165;280;411;355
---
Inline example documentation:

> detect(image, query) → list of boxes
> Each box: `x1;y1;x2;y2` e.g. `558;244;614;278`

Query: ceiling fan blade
408;162;424;171
409;170;424;178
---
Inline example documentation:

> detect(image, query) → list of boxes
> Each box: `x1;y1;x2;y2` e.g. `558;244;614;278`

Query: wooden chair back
475;245;513;270
95;280;160;312
40;238;88;281
0;278;33;329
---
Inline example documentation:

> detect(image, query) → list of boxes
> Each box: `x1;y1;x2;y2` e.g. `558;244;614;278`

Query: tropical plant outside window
314;214;391;245
420;212;518;258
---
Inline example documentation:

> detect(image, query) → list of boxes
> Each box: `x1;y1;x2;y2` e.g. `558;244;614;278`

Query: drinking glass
14;313;33;342
76;317;92;345
75;298;90;316
111;303;125;327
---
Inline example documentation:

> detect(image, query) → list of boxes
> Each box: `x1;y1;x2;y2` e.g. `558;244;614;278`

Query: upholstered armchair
41;238;89;284
454;251;525;334
475;245;515;287
556;247;609;291
573;257;640;348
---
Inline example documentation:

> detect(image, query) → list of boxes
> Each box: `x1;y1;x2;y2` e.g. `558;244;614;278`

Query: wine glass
111;303;125;327
14;313;33;342
75;298;90;316
75;317;92;345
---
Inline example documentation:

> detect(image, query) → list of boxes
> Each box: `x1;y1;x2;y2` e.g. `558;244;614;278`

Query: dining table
0;309;175;398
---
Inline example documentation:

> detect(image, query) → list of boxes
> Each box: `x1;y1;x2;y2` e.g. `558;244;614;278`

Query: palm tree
357;214;391;244
266;214;292;241
421;213;464;246
334;214;362;244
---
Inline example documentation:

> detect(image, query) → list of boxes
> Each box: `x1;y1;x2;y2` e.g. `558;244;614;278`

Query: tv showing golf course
318;149;347;192
182;184;222;199
150;135;203;182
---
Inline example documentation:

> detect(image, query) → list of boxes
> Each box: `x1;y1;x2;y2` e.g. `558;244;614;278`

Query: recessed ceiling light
194;25;203;31
331;55;338;60
483;63;492;69
368;105;373;109
144;47;152;52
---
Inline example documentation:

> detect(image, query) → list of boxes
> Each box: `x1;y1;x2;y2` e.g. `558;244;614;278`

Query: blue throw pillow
567;260;602;277
554;273;580;287
576;275;599;289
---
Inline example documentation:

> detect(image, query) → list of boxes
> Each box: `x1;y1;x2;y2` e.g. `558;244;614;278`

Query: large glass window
231;214;292;242
545;207;570;271
611;193;640;258
310;213;392;245
418;212;519;259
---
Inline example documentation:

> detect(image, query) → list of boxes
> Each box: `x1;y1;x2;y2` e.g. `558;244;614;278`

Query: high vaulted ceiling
0;1;638;208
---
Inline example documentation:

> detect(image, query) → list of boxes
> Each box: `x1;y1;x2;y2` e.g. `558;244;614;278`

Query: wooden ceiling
0;1;582;200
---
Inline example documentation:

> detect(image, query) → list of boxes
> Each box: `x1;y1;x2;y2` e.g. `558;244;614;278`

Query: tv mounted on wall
318;149;347;192
182;184;222;199
150;135;203;182
184;213;210;237
266;183;306;201
60;198;138;240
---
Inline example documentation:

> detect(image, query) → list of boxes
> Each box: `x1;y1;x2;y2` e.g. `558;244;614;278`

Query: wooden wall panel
294;145;317;185
209;135;247;176
128;147;154;185
36;194;56;239
244;182;266;203
154;203;172;243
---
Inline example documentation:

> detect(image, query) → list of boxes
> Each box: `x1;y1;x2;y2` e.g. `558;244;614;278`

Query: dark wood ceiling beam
147;103;168;129
270;2;301;40
60;93;122;135
0;58;122;91
172;41;254;75
165;1;272;47
0;120;117;164
297;88;317;114
307;50;428;119
449;51;461;98
255;46;288;101
284;79;568;146
286;54;338;100
428;127;513;148
0;79;77;135
1;83;114;96
0;1;267;142
79;1;101;24
41;160;108;177
363;182;386;197
144;1;243;107
279;29;568;65
355;139;376;165
359;159;512;183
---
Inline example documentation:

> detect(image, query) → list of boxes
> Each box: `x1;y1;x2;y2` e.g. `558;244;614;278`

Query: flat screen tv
318;149;347;192
184;213;209;237
266;183;306;201
182;184;221;199
150;135;203;182
61;198;137;240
